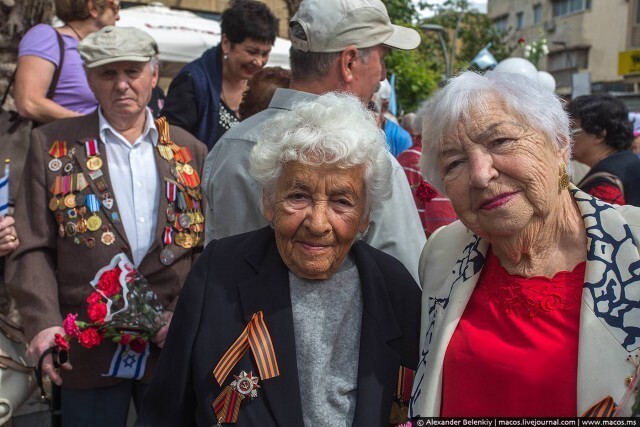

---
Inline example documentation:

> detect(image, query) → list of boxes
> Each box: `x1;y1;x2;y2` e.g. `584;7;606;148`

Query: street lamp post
421;24;450;79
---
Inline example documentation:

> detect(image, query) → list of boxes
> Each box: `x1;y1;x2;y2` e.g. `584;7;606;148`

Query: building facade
487;0;632;96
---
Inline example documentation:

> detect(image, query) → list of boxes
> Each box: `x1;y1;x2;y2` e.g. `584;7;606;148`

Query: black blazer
136;226;421;426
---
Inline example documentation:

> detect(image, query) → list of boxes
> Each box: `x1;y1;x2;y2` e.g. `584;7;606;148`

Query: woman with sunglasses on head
568;94;640;206
161;0;278;150
14;0;120;124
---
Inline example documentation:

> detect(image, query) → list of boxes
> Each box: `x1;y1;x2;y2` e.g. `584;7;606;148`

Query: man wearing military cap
7;26;207;426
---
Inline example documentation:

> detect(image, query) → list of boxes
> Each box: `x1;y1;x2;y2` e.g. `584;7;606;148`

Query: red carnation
87;301;107;324
78;328;103;349
63;313;80;337
518;37;526;45
97;267;122;297
415;180;439;202
54;333;70;351
129;337;147;353
86;292;102;305
120;334;131;345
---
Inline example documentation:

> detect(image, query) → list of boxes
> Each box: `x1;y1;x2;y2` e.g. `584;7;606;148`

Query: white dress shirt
98;108;160;266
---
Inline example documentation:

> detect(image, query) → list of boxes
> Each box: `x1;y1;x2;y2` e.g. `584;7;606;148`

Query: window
516;12;524;29
494;15;509;32
553;0;591;18
547;47;589;71
533;4;542;24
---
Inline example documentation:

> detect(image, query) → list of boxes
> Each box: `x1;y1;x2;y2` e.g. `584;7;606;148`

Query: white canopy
117;3;290;69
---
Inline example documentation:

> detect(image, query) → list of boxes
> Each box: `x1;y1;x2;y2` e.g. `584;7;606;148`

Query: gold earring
559;163;570;191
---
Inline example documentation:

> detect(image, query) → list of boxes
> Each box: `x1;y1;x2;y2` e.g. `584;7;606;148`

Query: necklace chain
66;23;83;41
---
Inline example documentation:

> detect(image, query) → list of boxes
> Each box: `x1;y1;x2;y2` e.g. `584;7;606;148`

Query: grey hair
149;56;160;74
413;101;430;134
289;22;373;81
250;92;393;213
419;71;571;194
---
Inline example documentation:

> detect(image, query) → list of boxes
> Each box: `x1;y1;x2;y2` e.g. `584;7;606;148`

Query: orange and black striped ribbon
213;311;280;386
581;396;617;417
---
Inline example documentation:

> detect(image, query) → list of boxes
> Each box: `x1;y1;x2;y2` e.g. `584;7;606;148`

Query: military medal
76;218;88;234
160;248;174;265
64;194;76;209
86;237;96;249
101;226;115;246
212;371;260;425
49;196;60;211
178;213;191;228
63;163;74;173
85;139;103;171
49;158;63;172
86;194;102;231
166;205;176;222
75;193;86;207
102;196;114;210
48;141;67;171
67;209;77;219
65;221;77;236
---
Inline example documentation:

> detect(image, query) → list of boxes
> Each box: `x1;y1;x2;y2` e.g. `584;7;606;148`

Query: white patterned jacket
410;186;640;417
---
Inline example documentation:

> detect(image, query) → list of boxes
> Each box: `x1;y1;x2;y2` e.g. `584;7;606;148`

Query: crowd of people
2;0;640;425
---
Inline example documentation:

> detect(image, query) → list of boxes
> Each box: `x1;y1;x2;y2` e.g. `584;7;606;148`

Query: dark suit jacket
6;111;207;388
136;226;421;427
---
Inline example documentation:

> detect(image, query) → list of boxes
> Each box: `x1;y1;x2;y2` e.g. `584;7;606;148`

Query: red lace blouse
441;249;585;416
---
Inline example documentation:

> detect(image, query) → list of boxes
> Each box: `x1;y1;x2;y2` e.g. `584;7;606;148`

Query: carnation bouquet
55;253;165;354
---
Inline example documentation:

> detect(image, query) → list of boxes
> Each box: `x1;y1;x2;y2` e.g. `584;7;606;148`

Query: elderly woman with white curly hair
409;71;640;418
137;92;421;427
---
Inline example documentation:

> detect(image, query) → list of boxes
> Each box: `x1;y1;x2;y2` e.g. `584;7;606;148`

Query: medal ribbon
86;194;101;213
213;311;280;385
76;173;88;191
48;140;68;158
174;146;192;164
51;176;63;196
163;227;173;245
85;139;99;157
155;117;170;145
166;182;177;203
62;175;71;195
581;396;617;417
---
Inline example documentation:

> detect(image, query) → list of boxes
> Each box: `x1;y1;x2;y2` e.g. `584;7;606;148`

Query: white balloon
537;71;556;92
493;57;538;81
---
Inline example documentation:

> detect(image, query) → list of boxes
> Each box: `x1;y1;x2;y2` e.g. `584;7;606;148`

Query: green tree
421;0;515;75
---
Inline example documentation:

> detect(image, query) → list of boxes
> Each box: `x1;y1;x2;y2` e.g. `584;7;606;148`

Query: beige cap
289;0;421;53
78;26;158;68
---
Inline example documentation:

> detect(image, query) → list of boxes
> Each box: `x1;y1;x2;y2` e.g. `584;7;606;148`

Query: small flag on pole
0;160;10;217
388;74;398;117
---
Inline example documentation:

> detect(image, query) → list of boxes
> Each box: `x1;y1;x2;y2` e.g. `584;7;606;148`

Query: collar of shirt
98;107;159;148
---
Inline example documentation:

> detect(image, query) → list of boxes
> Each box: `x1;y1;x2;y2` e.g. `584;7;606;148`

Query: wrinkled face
87;61;157;122
223;36;272;80
263;162;369;280
350;45;389;103
438;96;567;240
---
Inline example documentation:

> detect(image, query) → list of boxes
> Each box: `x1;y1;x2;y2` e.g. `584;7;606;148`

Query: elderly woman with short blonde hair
410;71;640;417
138;93;421;427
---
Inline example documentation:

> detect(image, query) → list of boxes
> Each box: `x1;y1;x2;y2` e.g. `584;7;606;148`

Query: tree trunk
0;0;54;110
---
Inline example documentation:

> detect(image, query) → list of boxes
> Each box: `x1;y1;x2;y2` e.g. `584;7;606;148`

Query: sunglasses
108;0;120;13
571;127;583;136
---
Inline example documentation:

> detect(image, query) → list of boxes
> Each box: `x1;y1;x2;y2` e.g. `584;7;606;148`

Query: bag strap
46;28;66;100
1;26;66;109
0;312;28;344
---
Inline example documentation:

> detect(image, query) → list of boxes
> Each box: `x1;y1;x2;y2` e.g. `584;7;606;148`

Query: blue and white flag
388;74;398;116
471;43;498;70
103;342;150;379
0;162;10;217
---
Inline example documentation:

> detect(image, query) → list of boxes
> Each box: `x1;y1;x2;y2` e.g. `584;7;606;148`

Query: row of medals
160;161;205;265
47;148;116;248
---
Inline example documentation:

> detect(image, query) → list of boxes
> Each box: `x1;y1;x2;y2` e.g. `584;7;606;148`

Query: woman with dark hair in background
162;0;278;149
15;0;119;123
238;66;290;120
568;94;640;206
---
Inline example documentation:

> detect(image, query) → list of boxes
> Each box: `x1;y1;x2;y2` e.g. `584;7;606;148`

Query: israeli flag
103;343;150;379
471;43;498;70
0;162;10;217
